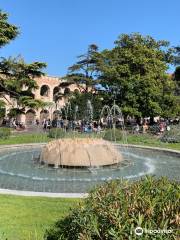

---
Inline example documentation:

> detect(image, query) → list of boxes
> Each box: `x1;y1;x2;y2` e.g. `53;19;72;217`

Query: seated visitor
46;119;51;130
142;122;148;133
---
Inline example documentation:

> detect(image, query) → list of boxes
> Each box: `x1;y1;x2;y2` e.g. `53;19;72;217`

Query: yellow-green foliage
45;176;179;240
48;128;66;139
0;127;11;139
103;128;123;141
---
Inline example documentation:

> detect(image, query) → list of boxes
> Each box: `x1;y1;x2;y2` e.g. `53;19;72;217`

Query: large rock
40;138;123;167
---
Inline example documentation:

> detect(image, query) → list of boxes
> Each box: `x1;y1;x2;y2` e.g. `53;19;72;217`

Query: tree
160;74;180;117
174;66;180;82
173;46;180;98
174;46;180;65
61;44;101;119
0;10;19;47
64;44;99;93
173;66;180;97
0;10;47;113
62;91;103;121
96;33;178;120
0;99;6;119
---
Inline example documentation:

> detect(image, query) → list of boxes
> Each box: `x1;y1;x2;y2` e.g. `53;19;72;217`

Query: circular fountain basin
0;144;179;194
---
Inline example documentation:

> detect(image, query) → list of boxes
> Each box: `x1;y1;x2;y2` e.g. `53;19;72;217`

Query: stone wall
2;75;80;125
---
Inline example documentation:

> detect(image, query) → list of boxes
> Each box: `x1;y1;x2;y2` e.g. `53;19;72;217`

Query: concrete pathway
0;188;88;198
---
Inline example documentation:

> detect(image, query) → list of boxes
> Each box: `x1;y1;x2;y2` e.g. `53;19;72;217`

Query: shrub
103;128;123;141
44;176;179;240
0;108;5;119
48;128;66;139
148;124;160;134
0;127;11;139
161;124;180;143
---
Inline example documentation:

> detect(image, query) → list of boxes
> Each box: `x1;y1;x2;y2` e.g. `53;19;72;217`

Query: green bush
0;127;11;139
103;128;123;141
148;124;160;134
48;128;66;139
0;108;5;119
44;176;179;240
161;124;180;143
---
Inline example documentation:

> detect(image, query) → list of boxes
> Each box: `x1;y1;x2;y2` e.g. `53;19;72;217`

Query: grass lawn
0;195;78;240
0;133;50;145
0;131;179;150
119;133;180;150
0;131;101;145
0;131;179;240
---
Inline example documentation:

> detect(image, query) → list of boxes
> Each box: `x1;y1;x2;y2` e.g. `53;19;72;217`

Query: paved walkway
114;143;180;155
0;188;88;198
12;125;45;135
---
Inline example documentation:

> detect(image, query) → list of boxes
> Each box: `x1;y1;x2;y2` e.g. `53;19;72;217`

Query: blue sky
1;0;180;76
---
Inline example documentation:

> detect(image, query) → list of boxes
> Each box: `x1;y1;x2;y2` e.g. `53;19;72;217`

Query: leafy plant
7;108;24;118
44;176;179;240
48;128;66;139
0;100;6;119
161;124;180;143
103;128;123;141
0;127;11;139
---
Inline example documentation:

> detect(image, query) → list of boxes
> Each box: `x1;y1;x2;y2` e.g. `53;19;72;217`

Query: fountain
0;100;179;194
86;100;93;123
100;101;126;138
40;138;123;168
40;100;124;168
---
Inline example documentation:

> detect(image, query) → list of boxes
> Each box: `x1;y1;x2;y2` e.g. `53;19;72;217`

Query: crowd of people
131;119;173;135
8;118;25;130
37;117;174;135
2;116;179;135
40;118;103;133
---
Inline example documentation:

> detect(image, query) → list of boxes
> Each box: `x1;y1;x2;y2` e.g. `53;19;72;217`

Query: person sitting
52;119;57;128
134;123;140;134
142;122;148;134
43;119;47;130
159;122;165;134
46;119;51;130
36;119;40;126
19;122;25;130
97;125;101;134
12;119;17;129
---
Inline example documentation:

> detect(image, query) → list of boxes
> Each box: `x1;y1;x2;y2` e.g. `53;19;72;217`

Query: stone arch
40;85;50;97
40;109;49;122
25;109;36;125
53;86;59;101
64;87;71;95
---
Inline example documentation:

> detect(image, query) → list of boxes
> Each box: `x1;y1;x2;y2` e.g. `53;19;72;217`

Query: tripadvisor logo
134;227;173;236
135;227;143;236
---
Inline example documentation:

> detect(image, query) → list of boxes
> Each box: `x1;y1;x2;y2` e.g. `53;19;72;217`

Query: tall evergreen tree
0;10;19;47
64;44;99;92
0;10;47;112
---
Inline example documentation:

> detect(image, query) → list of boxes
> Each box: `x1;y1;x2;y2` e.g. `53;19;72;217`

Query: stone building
1;75;80;125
